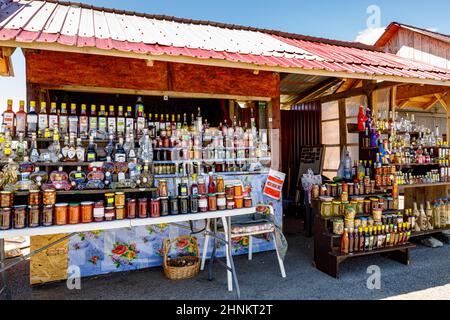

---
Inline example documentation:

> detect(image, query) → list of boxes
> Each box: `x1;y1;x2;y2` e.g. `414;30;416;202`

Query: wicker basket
163;236;201;280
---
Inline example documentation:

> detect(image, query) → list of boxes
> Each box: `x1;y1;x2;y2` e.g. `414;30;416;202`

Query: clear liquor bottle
3;99;15;137
27;101;38;138
59;103;69;135
68;103;78;136
76;138;85;162
79;104;89;138
16;100;27;136
38;101;48;138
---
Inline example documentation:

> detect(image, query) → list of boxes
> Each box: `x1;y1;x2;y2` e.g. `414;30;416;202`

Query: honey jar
105;193;115;207
208;194;217;211
0;191;13;207
216;176;225;193
42;205;54;226
0;207;11;230
81;202;93;223
235;196;244;209
115;206;125;220
28;205;40;228
55;203;68;226
43;189;56;205
234;184;243;197
69;203;80;224
28;190;40;206
13;205;27;229
115;192;125;207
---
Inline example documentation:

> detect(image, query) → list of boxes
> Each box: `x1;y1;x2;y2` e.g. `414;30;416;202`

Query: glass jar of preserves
105;207;115;221
208;194;217;211
42;205;54;226
105;193;115;207
244;197;252;208
13;205;27;229
199;195;208;212
226;196;235;210
150;198;160;218
225;185;234;197
217;193;226;210
116;206;125;220
160;197;169;216
93;201;105;222
179;196;189;214
69;203;80;224
311;185;320;199
158;180;169;198
43;189;56;205
28;205;40;228
126;198;136;219
234;184;243;197
55;203;68;226
234;196;243;209
169;197;179;215
333;219;344;235
138;198;148;218
216;176;225;193
198;179;207;195
189;196;199;213
0;191;13;207
0;207;11;230
115;192;125;207
28;190;40;206
321;202;332;217
81;202;93;223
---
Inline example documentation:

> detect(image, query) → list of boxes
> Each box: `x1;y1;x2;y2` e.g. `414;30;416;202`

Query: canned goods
105;207;115;221
126;198;136;219
199;195;208;212
150;198;160;218
105;193;115;206
179;196;189;214
217;193;226;210
69;203;80;224
94;201;105;222
244;197;252;208
189;196;199;213
169;197;179;215
234;196;243;209
208;194;217;211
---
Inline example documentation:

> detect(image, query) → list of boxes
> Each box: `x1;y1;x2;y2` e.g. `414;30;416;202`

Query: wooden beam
422;97;439;111
396;84;448;100
435;93;448;111
338;99;347;148
318;81;398;103
390;86;397;119
293;78;342;105
447;92;450;141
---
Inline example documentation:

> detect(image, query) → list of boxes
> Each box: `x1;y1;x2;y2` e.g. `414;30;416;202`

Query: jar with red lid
105;207;115;221
0;207;11;230
81;202;93;223
13;205;27;229
42;205;54;226
198;195;208;212
150;198;160;218
93;201;105;222
115;206;125;220
217;193;226;210
138;198;148;218
127;198;137;219
208;194;217;211
28;205;40;228
55;203;68;226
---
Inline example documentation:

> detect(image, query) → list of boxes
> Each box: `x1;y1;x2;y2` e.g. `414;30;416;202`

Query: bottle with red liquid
3;99;15;136
208;173;216;194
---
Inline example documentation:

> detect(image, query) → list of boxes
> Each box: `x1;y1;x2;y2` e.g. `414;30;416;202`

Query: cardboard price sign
263;169;286;200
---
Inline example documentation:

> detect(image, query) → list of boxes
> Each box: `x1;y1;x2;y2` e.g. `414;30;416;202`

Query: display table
0;207;260;299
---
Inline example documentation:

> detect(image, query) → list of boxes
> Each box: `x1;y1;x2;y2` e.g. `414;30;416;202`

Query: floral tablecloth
68;173;283;277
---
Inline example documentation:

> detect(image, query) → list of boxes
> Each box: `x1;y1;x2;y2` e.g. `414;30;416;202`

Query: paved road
2;234;450;300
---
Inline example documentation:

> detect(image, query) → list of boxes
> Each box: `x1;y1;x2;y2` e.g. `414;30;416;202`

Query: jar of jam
43;189;56;205
199;195;208;212
226;196;235;210
216;176;225;193
28;205;40;228
0;207;11;230
208;194;217;211
126;198;136;219
198;180;207;195
150;198;160;218
179;196;189;214
158;179;169;197
105;207;115;221
69;203;80;224
42;205;54;226
0;191;13;207
160;197;169;216
81;202;93;223
244;197;253;208
225;185;234;197
115;192;125;207
138;198;148;218
234;196;243;209
234;184;243;197
94;201;105;222
217;193;226;210
189;196;199;213
13;205;27;229
28;190;40;206
105;193;115;207
55;203;68;226
169;197;179;215
115;206;125;220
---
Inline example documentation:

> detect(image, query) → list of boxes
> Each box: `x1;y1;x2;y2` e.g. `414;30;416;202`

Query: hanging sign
263;169;286;200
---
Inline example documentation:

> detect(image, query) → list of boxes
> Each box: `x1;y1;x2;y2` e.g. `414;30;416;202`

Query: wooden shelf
329;243;416;258
398;182;450;190
14;188;157;196
410;229;447;238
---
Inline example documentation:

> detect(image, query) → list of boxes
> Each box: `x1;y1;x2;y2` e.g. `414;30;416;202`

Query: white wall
0;49;26;113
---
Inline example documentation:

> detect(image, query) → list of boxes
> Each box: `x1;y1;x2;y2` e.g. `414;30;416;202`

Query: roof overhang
4;41;450;88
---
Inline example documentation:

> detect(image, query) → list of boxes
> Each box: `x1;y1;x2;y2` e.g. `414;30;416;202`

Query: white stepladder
200;204;286;291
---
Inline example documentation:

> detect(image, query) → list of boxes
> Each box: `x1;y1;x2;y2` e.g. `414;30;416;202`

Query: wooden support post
446;92;450;143
390;86;397;119
338;99;347;152
270;96;281;171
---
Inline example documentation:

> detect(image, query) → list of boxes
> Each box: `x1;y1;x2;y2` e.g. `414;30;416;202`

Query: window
321;101;340;178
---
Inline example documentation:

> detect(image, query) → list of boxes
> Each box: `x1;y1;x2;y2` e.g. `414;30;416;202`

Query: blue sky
1;0;449;108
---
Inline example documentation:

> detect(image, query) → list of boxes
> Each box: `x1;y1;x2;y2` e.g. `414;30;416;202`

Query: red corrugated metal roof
1;0;450;84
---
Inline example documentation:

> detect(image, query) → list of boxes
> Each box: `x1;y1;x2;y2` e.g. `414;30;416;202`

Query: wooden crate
30;234;69;285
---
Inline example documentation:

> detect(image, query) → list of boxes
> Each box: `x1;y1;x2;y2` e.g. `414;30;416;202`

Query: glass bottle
125;106;134;136
65;135;77;162
16;100;27;136
27;101;38;138
48;128;61;163
76;138;85;162
59;103;68;135
49;102;59;133
3;99;15;137
89;104;98;134
29;133;40;162
79;104;89;138
165;114;171;137
116;106;125;137
108;105;116;137
208;173;216;194
60;135;69;160
115;137;127;162
104;134;115;160
98;105;107;133
68;103;78;135
341;228;349;254
136;97;145;137
154;113;160;136
38;101;48;138
127;134;137;161
86;136;97;162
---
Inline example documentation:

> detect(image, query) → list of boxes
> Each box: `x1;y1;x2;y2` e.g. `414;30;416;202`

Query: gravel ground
2;234;450;300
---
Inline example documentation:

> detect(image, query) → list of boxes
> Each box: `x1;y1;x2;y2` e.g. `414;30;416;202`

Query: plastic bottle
343;152;352;181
